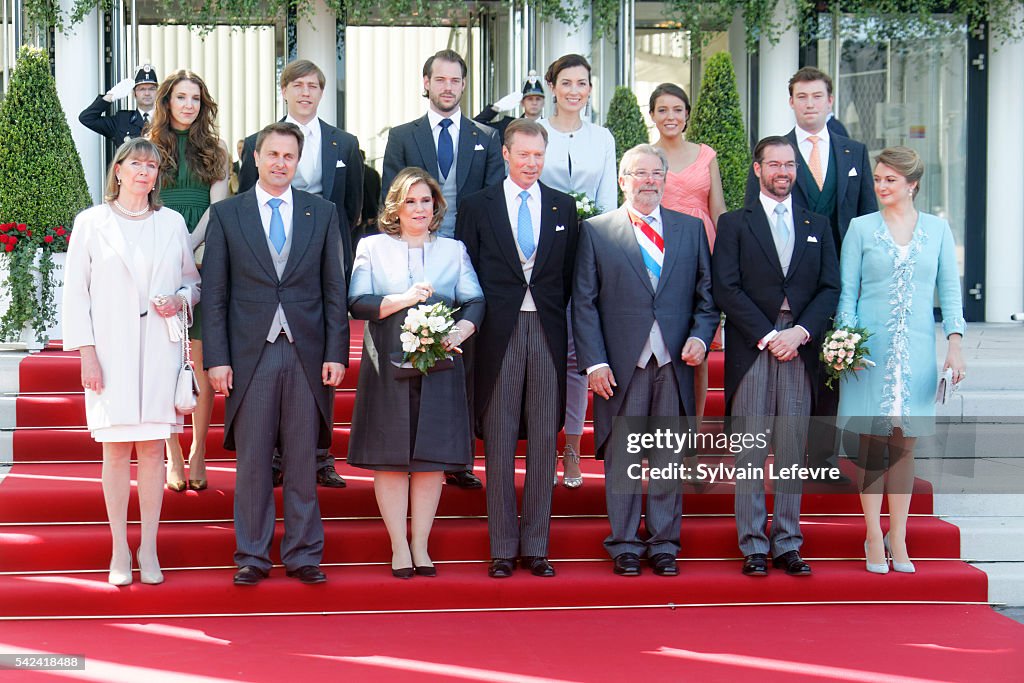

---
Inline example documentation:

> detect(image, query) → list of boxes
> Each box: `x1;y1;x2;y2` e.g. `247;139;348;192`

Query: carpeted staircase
0;322;988;619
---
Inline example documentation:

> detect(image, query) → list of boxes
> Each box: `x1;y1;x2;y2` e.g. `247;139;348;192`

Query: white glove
104;77;136;102
493;91;523;112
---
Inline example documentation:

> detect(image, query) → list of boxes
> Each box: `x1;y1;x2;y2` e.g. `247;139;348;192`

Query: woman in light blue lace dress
835;147;966;574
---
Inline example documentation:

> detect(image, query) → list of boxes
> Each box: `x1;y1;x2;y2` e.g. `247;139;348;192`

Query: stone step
933;493;1024;517
971;562;1024;605
943;517;1024;561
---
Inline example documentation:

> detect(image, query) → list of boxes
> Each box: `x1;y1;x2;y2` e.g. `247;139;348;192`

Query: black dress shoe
520;556;556;577
613;552;642;576
316;465;347;488
742;553;769;576
414;565;437;577
233;565;269;585
272;469;284;488
286;565;327;584
772;550;812;576
392;567;414;579
445;470;483;489
488;558;515;578
648;553;679;576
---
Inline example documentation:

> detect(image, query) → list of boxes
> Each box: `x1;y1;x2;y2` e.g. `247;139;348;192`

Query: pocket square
336;159;346;168
807;235;818;243
555;225;566;232
474;143;485;151
848;167;858;176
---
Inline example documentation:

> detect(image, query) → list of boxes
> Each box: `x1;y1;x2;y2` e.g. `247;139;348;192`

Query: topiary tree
687;52;750;212
605;86;649;168
0;45;92;342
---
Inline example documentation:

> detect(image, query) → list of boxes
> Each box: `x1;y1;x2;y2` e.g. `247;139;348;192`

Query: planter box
0;250;66;350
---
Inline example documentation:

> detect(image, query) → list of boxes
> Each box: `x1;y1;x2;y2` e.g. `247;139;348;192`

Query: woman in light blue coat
835;147;966;574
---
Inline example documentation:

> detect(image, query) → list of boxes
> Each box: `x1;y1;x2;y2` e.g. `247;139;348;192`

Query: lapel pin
305;211;311;217
332;141;337;146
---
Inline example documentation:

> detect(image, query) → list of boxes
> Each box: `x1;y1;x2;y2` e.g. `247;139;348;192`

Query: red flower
26;230;32;237
0;224;9;232
44;235;54;244
16;224;27;232
55;227;66;236
5;243;14;252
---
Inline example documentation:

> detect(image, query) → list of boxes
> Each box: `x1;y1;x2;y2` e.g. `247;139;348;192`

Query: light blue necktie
773;203;790;248
438;119;454;179
517;190;535;259
268;197;285;254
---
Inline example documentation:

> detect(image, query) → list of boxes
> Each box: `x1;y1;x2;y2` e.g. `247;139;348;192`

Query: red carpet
0;324;999;650
1;606;1022;682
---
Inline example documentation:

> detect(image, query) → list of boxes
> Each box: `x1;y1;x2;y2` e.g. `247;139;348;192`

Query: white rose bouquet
820;326;874;389
399;302;460;375
569;191;599;220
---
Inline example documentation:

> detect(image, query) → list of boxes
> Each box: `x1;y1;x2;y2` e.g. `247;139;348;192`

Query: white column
757;0;799;138
54;0;101;202
985;15;1024;321
295;0;338;123
728;9;750;127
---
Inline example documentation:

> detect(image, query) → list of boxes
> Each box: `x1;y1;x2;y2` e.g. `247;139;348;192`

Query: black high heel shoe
392;567;414;579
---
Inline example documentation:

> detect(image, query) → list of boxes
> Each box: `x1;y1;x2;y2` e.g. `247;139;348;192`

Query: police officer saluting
79;64;159;146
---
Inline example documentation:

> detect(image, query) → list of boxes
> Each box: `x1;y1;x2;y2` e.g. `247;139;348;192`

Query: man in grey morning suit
715;137;840;577
572;144;718;577
744;67;875;482
382;48;504;490
456;119;579;579
203;122;349;586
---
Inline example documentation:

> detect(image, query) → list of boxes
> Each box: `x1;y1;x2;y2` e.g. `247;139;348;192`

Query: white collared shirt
427;107;461;159
503;177;542;311
255;183;294;242
285;114;322;194
794;125;830;181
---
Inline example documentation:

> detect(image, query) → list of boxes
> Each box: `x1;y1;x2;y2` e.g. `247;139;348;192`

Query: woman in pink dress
650;83;726;417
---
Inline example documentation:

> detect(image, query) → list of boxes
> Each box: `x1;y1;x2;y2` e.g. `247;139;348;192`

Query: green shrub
687;52;750;212
0;46;92;342
605;86;649;168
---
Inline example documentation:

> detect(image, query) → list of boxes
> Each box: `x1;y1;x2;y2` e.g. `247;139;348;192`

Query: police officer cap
134;64;159;86
522;70;544;98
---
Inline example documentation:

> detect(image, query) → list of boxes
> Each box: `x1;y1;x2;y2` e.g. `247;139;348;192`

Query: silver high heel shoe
108;552;132;586
864;540;889;574
884;533;916;573
561;444;583;489
137;549;164;585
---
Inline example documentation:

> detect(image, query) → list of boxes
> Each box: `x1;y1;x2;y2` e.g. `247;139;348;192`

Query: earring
116;177;122;185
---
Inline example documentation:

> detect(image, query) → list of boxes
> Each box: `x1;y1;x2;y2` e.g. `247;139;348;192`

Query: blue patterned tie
773;203;790;248
437;118;454;179
517;190;535;259
268;197;285;254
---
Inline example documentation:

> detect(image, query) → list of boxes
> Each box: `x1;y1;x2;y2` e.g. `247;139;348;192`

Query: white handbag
173;300;199;414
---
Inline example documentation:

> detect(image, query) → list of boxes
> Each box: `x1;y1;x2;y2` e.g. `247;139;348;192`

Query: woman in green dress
148;70;229;492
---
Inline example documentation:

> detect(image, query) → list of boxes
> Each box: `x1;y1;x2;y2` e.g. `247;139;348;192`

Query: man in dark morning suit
573;144;719;578
203;122;349;586
744;67;875;483
456;119;579;579
237;59;362;490
78;64;158;146
383;49;504;490
718;136;840;577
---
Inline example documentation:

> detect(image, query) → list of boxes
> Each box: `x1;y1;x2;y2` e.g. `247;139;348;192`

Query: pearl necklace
113;199;150;217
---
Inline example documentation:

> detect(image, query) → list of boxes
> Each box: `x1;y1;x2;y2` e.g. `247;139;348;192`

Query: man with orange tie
744;67;875;484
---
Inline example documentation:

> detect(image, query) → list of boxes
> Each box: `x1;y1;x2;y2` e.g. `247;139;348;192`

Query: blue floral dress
835;211;965;436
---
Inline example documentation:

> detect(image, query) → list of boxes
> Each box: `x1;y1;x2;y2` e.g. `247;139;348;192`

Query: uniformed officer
79;64;159;146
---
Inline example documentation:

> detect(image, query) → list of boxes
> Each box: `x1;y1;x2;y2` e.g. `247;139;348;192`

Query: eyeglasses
624;170;666;181
762;162;798;172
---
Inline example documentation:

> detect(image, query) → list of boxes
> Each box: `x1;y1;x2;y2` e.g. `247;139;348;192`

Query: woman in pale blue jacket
835;147;966;575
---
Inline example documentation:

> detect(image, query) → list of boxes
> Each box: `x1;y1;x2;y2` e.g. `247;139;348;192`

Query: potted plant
687;52;750;212
0;46;92;348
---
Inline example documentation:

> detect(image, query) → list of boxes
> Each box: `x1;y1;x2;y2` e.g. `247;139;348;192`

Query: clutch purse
389;352;455;379
935;367;955;405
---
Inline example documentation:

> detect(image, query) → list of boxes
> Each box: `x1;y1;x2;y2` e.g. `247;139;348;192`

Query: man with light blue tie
457;119;579;577
382;49;504;490
714;136;839;578
572;145;718;577
203;122;349;586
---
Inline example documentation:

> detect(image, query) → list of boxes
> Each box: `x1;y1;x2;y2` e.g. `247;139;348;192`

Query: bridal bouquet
820;326;873;389
399;302;460;375
569;192;599;220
